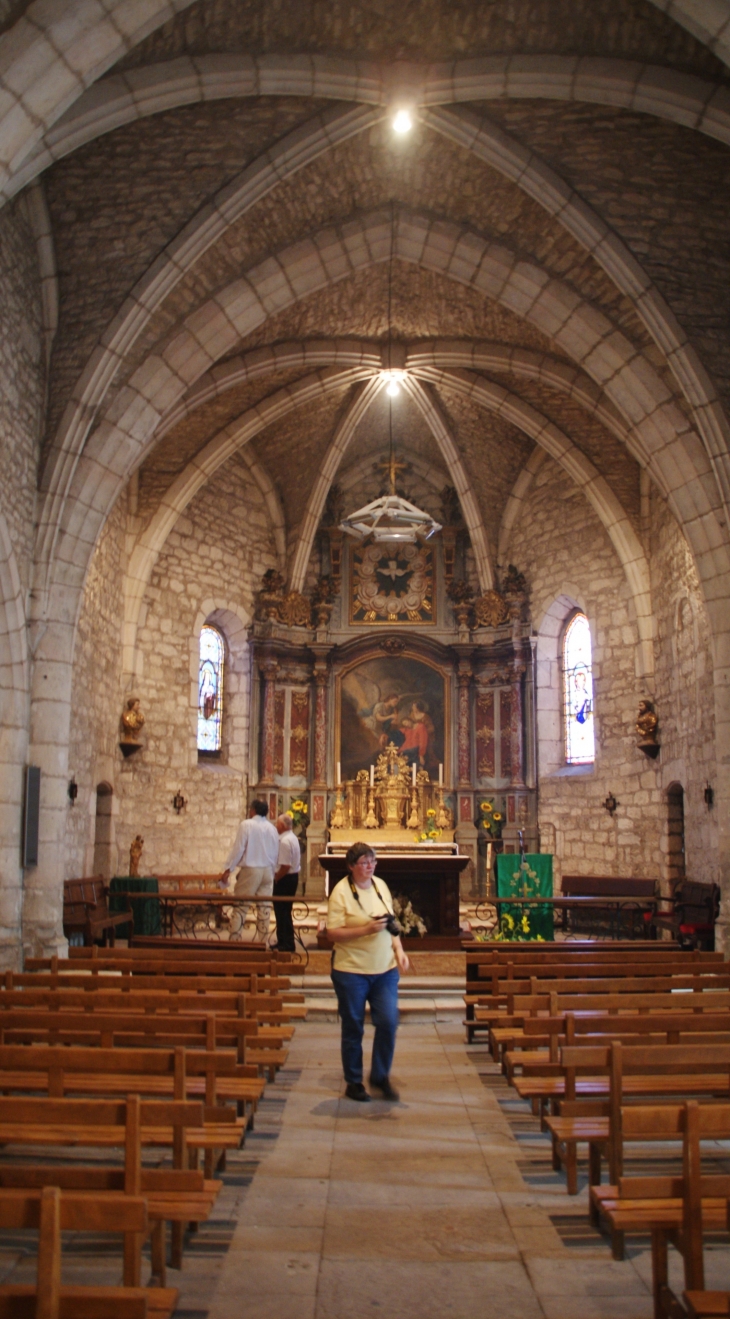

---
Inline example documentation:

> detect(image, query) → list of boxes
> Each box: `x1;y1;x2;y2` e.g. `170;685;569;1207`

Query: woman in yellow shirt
327;841;410;1102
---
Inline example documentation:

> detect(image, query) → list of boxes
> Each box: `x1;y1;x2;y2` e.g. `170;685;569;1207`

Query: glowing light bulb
386;377;401;397
392;109;413;135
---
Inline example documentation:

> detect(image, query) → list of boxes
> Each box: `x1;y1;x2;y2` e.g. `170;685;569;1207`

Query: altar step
290;974;464;1022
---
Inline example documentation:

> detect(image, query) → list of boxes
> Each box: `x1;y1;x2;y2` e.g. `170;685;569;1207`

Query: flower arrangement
286;799;309;832
392;895;428;937
489;912;543;943
479;799;503;838
415;807;441;843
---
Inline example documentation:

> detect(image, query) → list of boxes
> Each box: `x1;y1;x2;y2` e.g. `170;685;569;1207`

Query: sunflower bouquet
415;807;441;843
491;912;540;943
286;799;309;832
479;799;503;838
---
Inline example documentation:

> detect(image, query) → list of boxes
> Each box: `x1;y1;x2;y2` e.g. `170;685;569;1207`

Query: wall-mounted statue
129;834;144;877
120;696;145;744
636;699;660;758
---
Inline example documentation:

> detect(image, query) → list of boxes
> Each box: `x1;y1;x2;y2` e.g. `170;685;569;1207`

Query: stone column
457;661;472;787
312;663;328;786
259;659;279;784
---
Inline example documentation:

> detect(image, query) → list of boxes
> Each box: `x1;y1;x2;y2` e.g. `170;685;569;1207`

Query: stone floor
3;1020;730;1318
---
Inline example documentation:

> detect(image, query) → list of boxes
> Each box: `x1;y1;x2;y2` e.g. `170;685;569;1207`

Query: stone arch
45;206;725;632
0;0;198;203
12;53;730;202
191;602;251;776
646;0;730;68
414;365;655;677
122;367;372;679
288;373;493;594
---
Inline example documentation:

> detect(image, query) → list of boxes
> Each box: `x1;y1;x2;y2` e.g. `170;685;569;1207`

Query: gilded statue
636;699;659;746
120;695;145;743
129;834;144;878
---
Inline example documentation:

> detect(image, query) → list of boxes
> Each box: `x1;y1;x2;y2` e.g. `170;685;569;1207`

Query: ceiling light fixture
339;207;442;547
392;108;413;135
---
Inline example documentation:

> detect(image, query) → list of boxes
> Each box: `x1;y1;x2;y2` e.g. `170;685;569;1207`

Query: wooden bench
648;880;721;951
0;1186;178;1318
600;1101;730;1318
559;875;657;937
62;877;130;947
0;1093;215;1278
0;985;303;1030
539;1041;730;1212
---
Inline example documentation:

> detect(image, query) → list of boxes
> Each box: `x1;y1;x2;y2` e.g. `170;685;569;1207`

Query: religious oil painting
350;540;435;625
338;655;447;781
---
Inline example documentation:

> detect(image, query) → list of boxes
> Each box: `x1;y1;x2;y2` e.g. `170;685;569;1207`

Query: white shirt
225;815;280;872
277;831;301;874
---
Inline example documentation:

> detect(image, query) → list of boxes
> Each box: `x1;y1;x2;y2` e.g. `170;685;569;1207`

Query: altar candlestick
370;764;374;788
412;763;416;787
438;763;443;786
337;761;341;786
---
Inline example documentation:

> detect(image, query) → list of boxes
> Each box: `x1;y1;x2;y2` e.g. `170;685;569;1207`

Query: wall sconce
172;790;187;816
68;779;78;805
603;792;619;817
704;783;714;810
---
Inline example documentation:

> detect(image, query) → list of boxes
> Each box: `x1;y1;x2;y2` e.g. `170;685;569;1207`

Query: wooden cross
377;454;408;493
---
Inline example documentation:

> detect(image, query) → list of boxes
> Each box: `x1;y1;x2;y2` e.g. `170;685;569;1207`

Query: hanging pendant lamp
339;209;442;546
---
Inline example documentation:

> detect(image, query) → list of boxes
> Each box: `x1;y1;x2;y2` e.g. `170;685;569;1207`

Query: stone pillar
23;616;73;959
258;659;279;785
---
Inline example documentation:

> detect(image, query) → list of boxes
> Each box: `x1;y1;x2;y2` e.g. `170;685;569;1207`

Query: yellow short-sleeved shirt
327;875;397;975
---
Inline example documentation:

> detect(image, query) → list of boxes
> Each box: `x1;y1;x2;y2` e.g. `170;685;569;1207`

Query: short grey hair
277;813;293;829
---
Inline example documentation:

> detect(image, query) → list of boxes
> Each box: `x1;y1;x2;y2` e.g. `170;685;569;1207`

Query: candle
370;764;374;788
337;761;341;786
412;763;416;787
438;763;443;786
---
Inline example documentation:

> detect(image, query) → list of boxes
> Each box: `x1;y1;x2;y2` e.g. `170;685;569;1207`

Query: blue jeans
331;966;400;1086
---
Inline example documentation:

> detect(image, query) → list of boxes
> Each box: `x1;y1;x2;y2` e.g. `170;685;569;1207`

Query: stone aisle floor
204;1020;730;1319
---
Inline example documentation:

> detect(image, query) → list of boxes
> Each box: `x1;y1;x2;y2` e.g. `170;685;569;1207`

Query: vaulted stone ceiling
17;0;730;695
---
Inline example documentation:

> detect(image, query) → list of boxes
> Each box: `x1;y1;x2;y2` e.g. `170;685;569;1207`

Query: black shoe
345;1082;371;1102
370;1078;400;1101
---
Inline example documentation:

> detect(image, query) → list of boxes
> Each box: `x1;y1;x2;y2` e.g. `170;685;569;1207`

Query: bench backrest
560;875;656;897
511;989;730;1014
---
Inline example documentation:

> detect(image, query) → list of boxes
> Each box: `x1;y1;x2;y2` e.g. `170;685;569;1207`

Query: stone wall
507;457;717;893
0;198;42;966
506;456;666;886
112;453;277;877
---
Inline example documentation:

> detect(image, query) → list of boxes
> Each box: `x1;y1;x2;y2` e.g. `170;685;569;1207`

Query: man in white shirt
273;814;301;952
220;799;279;942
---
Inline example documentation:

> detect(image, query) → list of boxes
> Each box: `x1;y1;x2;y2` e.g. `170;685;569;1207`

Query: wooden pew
0;1007;289;1079
0;1186;178;1318
538;1041;730;1208
502;1010;730;1080
0;985;300;1031
62;877;131;948
0;1093;215;1278
600;1101;730;1318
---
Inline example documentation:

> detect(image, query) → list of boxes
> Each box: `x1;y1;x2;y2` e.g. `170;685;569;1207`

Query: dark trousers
273;872;298;951
331;966;399;1086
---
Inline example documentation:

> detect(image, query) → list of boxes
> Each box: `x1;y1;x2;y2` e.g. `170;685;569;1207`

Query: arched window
197;625;225;755
563;612;595;765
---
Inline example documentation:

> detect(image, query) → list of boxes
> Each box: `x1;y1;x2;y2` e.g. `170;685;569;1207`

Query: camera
382;913;403;937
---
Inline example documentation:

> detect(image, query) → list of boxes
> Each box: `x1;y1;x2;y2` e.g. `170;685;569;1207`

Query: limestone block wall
649;491;718;884
112;455;277;877
0;198;42;966
507;457;666;886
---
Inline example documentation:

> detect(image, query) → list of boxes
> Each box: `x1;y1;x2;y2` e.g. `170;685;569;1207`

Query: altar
319;846;469;948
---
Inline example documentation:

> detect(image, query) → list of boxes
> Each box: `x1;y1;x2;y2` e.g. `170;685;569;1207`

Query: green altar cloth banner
109;876;161;939
495;854;554;941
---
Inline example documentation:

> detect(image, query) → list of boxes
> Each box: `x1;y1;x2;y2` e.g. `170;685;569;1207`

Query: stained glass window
197;625;224;754
563;612;595;765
